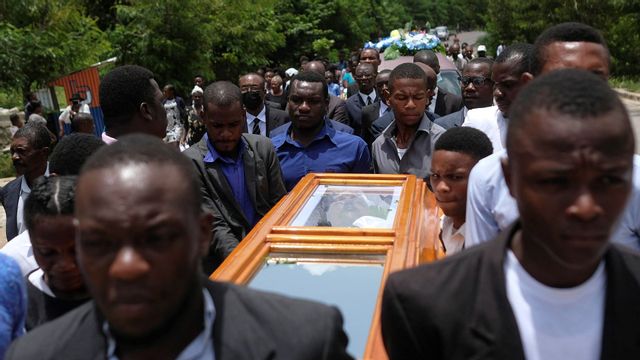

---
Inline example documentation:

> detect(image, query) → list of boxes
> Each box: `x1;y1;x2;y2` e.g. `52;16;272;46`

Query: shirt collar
382;113;433;138
103;289;216;360
246;106;266;123
20;176;31;194
379;102;389;117
203;133;244;164
274;119;336;149
101;132;117;144
358;91;377;104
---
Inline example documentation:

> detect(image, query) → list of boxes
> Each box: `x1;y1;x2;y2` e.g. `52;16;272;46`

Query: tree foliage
0;0;110;95
484;0;640;76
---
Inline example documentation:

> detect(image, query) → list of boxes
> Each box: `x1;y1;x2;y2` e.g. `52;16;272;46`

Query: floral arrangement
364;30;445;60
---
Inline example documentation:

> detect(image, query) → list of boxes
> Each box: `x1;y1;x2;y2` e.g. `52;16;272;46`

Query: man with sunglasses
435;58;495;129
462;44;534;153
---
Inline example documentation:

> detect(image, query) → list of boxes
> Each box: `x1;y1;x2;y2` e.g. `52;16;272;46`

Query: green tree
0;0;110;96
109;0;213;95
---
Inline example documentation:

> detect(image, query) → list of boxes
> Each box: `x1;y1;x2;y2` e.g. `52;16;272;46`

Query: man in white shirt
464;23;640;250
381;68;640;360
462;43;534;153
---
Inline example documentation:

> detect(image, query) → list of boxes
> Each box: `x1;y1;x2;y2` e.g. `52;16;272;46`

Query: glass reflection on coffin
249;253;385;358
290;185;402;228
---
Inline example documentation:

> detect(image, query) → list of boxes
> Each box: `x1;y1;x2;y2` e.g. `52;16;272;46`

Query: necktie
252;118;261;135
367;96;373;105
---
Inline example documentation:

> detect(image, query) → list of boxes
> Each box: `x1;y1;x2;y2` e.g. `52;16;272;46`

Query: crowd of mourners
0;21;639;360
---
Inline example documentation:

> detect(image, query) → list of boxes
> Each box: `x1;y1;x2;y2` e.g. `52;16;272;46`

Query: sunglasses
458;76;493;87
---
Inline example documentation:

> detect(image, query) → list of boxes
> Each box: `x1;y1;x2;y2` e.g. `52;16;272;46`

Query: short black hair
533;22;609;75
10;113;20;125
24;175;77;231
99;65;157;129
80;134;201;213
465;58;494;75
14;122;51;149
70;113;94;133
388;63;429;93
508;68;629;151
495;43;534;75
413;50;440;71
49;133;105;175
203;81;242;107
291;71;328;101
434;127;493;162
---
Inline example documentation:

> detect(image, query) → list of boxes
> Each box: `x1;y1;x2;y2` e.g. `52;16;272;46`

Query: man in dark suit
346;62;378;136
239;73;288;136
7;134;352;360
184;81;286;271
413;49;463;117
301;61;349;124
381;70;640;360
361;70;391;144
0;123;50;241
435;58;495;129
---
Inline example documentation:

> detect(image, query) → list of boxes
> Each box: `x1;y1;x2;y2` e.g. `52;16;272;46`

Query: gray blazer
0;176;21;240
371;114;445;180
184;134;286;271
7;280;354;360
434;108;466;130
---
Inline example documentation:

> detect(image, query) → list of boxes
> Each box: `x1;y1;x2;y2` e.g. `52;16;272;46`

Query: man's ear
139;102;153;122
520;72;534;85
501;155;516;199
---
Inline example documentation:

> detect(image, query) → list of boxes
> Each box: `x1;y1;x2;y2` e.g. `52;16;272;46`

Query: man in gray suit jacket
7;134;351;360
184;81;287;271
435;58;495;129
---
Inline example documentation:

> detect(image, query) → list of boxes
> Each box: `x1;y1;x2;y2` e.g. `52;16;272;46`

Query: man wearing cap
477;45;488;58
58;94;90;138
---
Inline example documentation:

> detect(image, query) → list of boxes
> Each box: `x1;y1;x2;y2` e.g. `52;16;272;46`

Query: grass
610;76;640;93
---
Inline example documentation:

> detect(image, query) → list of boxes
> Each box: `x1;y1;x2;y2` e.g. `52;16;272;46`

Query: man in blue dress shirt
271;71;371;191
184;81;286;270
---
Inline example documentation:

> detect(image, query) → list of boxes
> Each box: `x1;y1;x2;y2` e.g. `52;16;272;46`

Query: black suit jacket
434;108;465;129
328;96;349;125
7;280;353;360
360;102;381;144
434;87;463;117
264;106;289;137
381;222;640;359
346;92;378;137
184;134;286;272
0;176;21;240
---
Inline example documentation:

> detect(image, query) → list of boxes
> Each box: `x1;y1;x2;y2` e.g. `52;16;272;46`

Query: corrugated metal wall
49;67;104;137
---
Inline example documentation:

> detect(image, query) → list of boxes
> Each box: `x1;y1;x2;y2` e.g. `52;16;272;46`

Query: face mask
242;91;262;110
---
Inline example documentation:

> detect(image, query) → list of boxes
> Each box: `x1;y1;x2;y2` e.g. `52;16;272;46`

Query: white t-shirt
504;250;605;360
440;215;465;255
397;147;407;160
